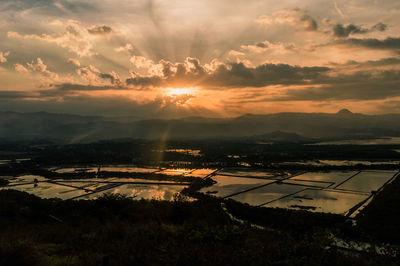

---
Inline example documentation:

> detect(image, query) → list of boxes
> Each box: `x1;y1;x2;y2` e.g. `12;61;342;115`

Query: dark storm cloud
255;42;268;48
98;73;119;84
341;57;400;67
55;83;116;91
371;22;388;32
0;93;214;118
206;63;329;87
126;76;163;88
87;25;112;35
0;85;121;101
333;24;369;37
126;60;330;89
300;14;318;31
336;37;400;51
279;69;400;101
0;90;36;99
332;22;388;38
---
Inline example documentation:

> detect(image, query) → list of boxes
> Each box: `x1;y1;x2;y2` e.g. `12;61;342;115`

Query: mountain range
1;109;400;143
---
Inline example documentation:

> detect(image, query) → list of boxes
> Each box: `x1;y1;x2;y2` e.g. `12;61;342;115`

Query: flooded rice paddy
1;166;216;201
1;165;398;217
201;169;398;217
1;176;190;201
309;137;400;145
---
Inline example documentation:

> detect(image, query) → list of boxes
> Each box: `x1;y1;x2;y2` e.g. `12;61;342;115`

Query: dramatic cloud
371;22;388;32
335;37;400;51
332;23;388;38
333;24;369;38
0;90;36;99
14;64;29;73
257;8;318;31
8;21;95;57
126;57;330;89
1;0;400;116
276;70;400;101
337;58;400;67
76;66;100;85
13;58;61;83
0;0;95;13
73;64;121;86
235;41;295;54
67;58;81;67
55;83;115;91
115;44;134;53
98;71;121;85
0;51;10;63
87;25;112;35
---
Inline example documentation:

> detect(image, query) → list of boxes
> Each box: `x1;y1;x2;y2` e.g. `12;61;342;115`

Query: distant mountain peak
337;108;353;115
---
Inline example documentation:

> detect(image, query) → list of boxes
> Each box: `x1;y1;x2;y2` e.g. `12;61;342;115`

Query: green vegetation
1;139;400;265
2;140;400;178
357;175;400;244
0;189;398;265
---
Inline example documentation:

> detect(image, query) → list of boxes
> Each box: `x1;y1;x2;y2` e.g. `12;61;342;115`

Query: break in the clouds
1;0;400;117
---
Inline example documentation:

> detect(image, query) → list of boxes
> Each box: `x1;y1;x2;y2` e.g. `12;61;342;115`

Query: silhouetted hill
2;110;400;142
247;131;311;143
336;108;353;115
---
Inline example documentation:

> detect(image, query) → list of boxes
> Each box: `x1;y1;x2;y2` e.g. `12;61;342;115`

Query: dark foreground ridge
0;177;399;266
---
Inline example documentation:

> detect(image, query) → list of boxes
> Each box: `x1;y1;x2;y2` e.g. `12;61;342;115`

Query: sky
0;0;400;118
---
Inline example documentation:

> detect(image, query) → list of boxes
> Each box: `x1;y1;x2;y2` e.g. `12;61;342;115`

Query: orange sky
0;0;400;118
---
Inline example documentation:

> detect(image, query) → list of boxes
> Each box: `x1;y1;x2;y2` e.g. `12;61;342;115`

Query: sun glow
167;87;196;96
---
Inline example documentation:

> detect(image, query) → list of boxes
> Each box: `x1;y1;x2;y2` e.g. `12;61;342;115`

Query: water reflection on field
202;170;398;216
200;175;275;198
291;172;357;184
218;169;283;179
229;183;308;206
266;189;370;214
1;177;189;201
4;182;89;200
78;184;186;201
50;165;159;174
309;137;400;145
0;166;216;201
164;149;201;157
1;167;398;216
7;174;49;185
276;160;400;167
186;169;216;177
336;170;398;193
49;166;216;178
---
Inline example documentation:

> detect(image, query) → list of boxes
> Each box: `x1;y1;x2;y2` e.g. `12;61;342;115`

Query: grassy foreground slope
0;189;399;265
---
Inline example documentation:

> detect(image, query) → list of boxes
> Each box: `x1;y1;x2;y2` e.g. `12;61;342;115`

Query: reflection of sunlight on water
336;171;397;192
1;182;88;200
157;168;193;176
164;149;201;157
3;169;397;215
187;168;215;177
267;189;370;215
100;166;158;173
147;189;166;200
103;184;183;201
292;171;356;184
201;170;399;216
